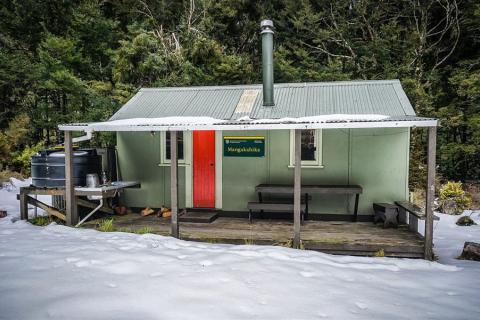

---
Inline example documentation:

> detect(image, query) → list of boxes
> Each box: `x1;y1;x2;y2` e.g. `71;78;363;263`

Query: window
165;131;184;160
160;131;187;164
289;129;323;167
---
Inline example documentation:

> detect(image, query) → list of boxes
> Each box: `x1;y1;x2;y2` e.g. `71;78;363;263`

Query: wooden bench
395;201;440;234
255;184;362;221
247;202;306;224
373;203;399;228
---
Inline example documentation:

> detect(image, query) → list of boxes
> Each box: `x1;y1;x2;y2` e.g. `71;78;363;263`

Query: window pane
166;132;184;160
301;130;316;161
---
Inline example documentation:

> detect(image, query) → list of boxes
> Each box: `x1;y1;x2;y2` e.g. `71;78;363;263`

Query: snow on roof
59;114;437;132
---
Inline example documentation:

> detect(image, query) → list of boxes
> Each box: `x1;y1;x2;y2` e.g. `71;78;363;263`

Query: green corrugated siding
117;129;409;215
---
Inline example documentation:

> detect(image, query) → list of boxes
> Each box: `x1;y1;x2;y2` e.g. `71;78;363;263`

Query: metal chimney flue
260;20;274;106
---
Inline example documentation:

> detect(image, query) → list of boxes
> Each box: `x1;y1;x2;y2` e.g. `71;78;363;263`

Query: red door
193;131;215;208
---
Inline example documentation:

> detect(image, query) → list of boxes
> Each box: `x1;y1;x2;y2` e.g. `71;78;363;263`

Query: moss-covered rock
456;216;477;226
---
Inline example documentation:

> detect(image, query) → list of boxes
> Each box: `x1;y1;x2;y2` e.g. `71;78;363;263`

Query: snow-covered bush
439;181;472;215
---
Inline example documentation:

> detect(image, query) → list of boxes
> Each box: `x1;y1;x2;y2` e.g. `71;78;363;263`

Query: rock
456;216;477;226
0;210;7;218
442;199;459;215
458;242;480;261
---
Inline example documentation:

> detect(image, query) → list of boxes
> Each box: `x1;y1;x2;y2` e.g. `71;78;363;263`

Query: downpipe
72;130;93;143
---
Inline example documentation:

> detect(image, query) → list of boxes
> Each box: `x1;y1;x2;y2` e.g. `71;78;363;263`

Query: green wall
117;128;410;215
117;132;186;208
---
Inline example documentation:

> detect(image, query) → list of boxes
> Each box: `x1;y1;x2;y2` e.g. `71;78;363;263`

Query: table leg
20;191;28;220
353;194;359;222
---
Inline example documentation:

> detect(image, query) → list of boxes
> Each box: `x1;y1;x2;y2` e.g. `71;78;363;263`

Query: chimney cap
260;20;274;34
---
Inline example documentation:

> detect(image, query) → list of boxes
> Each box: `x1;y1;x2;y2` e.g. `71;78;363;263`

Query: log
26;196;66;221
77;198;113;215
459;242;480;261
141;207;155;217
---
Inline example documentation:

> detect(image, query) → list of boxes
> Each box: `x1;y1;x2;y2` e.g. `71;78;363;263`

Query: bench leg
398;207;407;224
249;210;253;224
257;193;264;219
353;194;359;222
383;208;398;228
409;213;419;234
305;193;309;221
373;211;383;224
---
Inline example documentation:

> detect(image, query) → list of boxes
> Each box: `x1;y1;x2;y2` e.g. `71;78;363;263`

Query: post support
64;131;78;226
293;129;302;248
170;131;179;238
20;188;28;220
424;126;437;260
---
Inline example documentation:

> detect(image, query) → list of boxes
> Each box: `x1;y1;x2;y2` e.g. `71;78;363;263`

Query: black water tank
31;149;102;188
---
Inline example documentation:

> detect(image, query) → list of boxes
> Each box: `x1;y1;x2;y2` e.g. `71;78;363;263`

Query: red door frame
193;131;215;208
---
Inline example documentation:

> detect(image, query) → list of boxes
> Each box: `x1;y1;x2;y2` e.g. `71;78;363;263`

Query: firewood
156;206;171;218
141;207;155;217
160;206;169;214
114;205;127;216
162;210;172;218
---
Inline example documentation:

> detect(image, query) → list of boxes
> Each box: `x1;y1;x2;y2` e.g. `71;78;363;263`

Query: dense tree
0;0;478;185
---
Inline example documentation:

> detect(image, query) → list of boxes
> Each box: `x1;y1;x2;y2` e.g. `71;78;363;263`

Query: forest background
0;0;479;190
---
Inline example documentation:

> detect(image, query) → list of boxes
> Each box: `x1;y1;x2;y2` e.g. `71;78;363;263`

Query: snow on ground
0;182;479;320
0;178;51;219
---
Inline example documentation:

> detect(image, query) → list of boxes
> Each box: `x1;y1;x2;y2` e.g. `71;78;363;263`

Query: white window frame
289;129;323;168
159;131;191;166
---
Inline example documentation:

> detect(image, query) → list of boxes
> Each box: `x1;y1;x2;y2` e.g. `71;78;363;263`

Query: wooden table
19;181;141;222
255;184;363;221
75;181;140;197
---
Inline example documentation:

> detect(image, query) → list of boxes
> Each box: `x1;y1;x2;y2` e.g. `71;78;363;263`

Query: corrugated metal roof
110;80;416;121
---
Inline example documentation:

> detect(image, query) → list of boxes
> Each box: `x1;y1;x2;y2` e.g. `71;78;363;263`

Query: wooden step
179;211;218;223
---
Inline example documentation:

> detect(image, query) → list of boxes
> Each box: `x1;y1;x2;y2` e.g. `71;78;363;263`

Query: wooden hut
53;20;438;259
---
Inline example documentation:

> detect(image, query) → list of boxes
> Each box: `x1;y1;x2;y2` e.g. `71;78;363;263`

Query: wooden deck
85;214;425;258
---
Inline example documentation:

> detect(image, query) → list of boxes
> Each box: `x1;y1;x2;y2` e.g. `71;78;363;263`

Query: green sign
223;136;265;157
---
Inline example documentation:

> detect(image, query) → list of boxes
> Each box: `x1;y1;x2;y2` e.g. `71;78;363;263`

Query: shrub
0;170;25;184
29;216;53;226
97;219;114;232
439;181;472;214
11;142;44;176
0;114;31;168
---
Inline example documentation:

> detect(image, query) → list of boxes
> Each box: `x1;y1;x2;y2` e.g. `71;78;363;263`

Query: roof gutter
58;119;438;132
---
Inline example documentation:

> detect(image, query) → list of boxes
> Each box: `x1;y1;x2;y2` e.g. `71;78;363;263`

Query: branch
301;41;354;59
